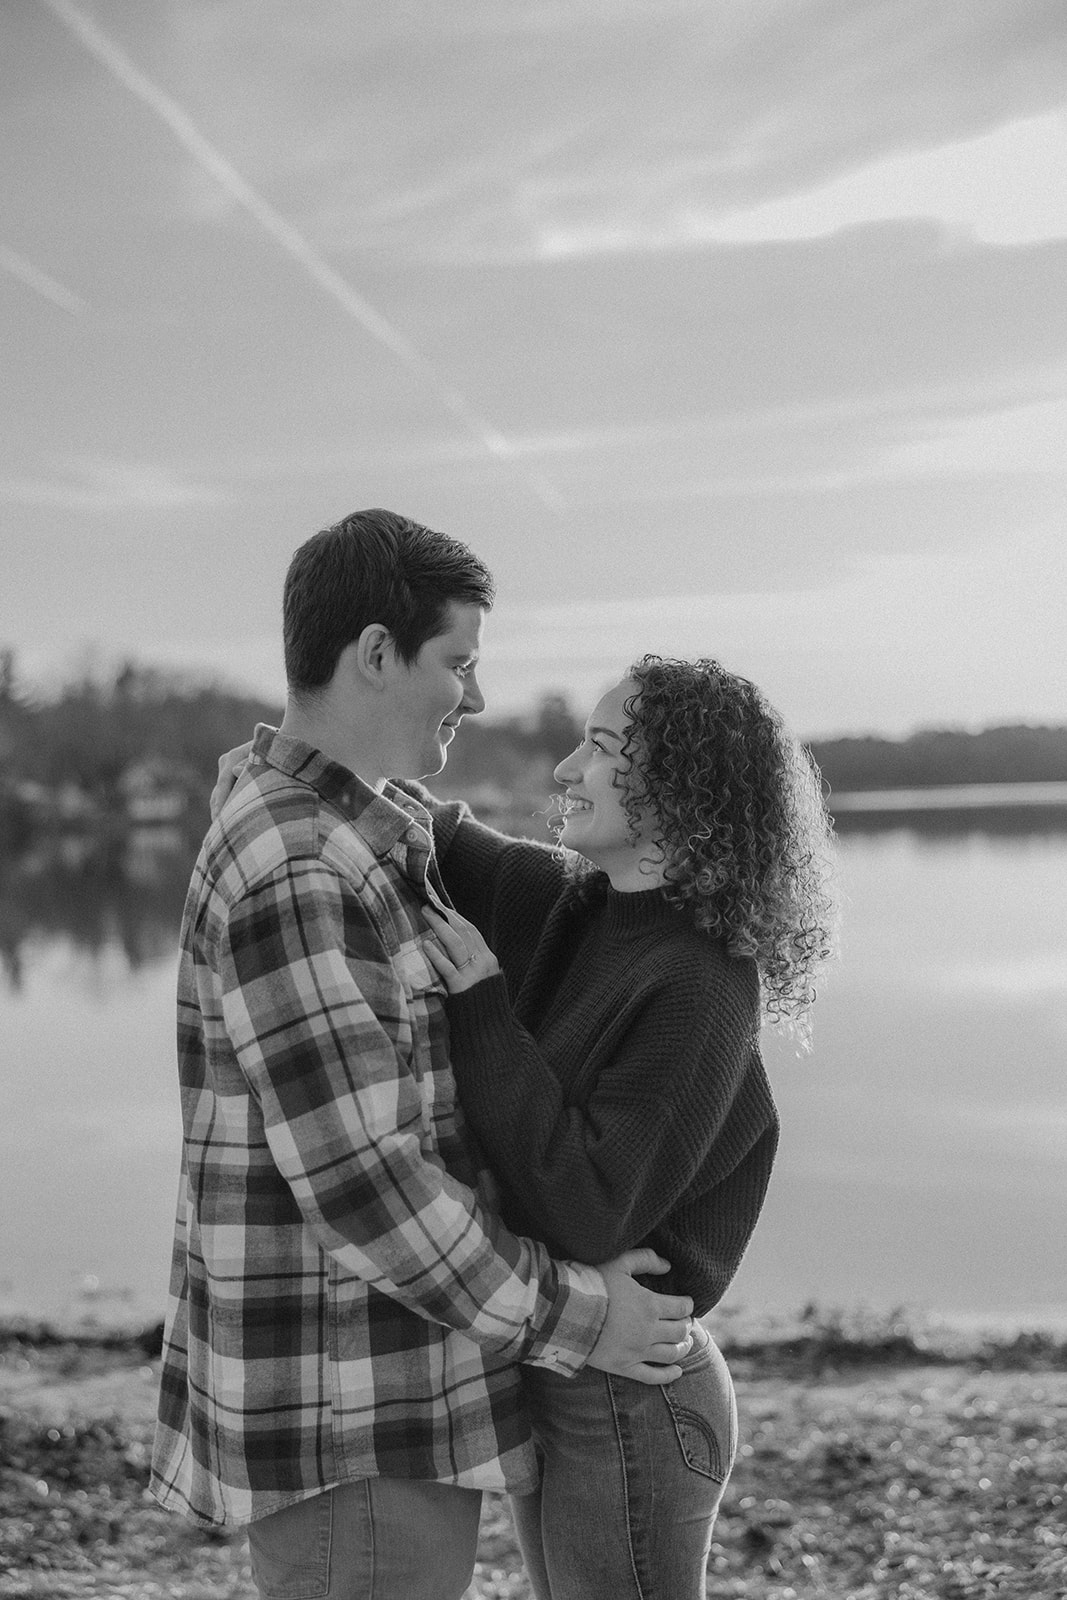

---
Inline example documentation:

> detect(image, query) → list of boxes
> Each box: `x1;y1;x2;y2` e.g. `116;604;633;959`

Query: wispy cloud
400;0;709;38
695;112;1067;253
472;501;1067;731
195;370;1066;479
0;244;86;314
470;108;1067;263
0;459;230;512
563;397;1067;507
209;0;1067;265
38;0;564;515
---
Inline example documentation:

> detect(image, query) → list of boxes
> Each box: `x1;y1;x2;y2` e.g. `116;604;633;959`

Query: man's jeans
246;1476;482;1600
511;1321;737;1600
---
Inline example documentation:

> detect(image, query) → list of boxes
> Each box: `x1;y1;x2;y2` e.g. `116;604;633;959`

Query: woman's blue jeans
511;1321;737;1600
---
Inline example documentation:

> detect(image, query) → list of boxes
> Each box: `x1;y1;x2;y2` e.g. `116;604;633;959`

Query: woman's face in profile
552;678;660;881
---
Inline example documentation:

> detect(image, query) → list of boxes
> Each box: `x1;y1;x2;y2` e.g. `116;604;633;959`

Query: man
150;509;693;1600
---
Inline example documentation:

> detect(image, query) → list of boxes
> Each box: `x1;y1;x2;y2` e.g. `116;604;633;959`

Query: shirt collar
249;724;433;859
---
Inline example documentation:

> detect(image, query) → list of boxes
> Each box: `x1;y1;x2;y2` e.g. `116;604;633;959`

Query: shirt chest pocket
392;940;453;1129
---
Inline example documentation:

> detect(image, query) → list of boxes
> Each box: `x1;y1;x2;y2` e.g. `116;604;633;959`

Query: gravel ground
1;1336;1065;1599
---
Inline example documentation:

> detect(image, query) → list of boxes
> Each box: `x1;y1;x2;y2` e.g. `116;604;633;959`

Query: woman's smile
551;678;663;887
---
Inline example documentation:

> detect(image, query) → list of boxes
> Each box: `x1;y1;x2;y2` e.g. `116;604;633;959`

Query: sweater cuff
445;973;515;1060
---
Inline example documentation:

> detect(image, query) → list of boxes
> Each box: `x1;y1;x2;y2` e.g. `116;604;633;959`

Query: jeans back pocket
661;1326;737;1482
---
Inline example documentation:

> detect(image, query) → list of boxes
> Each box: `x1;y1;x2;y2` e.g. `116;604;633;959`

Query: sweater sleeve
443;960;772;1265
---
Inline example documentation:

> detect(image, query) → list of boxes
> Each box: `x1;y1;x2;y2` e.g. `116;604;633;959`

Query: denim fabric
511;1322;737;1599
246;1477;482;1600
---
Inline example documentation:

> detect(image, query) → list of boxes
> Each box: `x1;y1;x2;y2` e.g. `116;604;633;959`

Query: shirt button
405;828;420;843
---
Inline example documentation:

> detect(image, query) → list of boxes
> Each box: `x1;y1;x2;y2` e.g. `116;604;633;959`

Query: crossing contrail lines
39;0;564;516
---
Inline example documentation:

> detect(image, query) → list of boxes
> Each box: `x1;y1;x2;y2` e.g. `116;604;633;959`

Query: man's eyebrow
587;724;623;743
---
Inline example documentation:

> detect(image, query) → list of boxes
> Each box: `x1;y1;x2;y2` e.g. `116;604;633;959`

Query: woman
410;654;834;1600
214;655;835;1599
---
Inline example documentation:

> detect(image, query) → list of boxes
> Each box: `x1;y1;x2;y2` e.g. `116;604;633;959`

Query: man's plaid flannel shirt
150;727;608;1528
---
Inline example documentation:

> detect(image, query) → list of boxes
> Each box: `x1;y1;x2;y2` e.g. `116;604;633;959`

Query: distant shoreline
829;780;1067;813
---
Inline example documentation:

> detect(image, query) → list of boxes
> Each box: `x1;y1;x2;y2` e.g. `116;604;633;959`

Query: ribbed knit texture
406;786;780;1315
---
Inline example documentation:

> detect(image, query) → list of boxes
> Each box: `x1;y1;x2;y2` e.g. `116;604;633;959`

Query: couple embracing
150;507;835;1600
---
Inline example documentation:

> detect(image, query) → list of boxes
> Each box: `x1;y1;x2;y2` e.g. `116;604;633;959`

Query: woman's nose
553;747;581;785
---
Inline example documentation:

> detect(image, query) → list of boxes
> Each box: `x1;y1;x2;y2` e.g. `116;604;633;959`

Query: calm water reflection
1;818;1064;1329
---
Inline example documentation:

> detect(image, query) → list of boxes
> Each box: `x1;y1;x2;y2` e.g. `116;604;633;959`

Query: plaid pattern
150;727;607;1528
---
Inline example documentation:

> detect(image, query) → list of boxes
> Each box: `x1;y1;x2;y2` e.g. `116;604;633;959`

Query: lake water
1;815;1064;1333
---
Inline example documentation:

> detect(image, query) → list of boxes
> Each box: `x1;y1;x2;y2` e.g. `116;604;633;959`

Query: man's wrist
522;1261;607;1375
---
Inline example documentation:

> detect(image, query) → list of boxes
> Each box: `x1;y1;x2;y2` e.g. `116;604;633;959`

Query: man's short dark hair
283;508;495;694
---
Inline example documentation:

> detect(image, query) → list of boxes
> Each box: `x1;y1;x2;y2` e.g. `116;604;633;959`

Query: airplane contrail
0;244;86;315
39;0;564;515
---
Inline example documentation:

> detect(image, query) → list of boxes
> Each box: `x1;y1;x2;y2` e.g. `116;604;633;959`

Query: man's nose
461;672;485;716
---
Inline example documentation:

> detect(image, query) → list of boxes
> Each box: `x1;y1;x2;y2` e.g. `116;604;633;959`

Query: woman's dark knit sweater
411;788;780;1315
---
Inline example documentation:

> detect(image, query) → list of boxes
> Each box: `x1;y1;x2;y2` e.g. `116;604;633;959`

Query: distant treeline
0;651;1064;851
809;724;1067;793
0;654;279;796
0;652;282;848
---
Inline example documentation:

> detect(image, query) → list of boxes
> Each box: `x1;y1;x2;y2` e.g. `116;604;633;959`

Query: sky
2;0;1066;738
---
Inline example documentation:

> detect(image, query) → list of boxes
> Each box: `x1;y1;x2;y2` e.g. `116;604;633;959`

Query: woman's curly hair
583;656;837;1042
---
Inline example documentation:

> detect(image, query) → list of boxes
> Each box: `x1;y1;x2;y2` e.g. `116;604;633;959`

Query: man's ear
347;623;398;688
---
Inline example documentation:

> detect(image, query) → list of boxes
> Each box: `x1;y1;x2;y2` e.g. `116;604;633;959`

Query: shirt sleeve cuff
523;1262;607;1375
